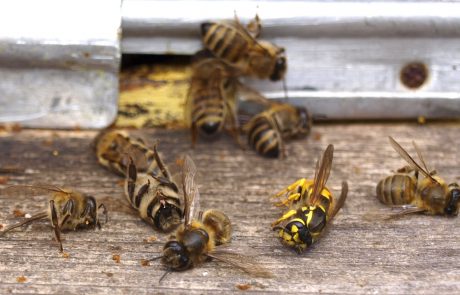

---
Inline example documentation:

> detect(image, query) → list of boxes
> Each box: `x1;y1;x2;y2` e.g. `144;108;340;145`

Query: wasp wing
329;181;348;220
308;144;334;205
207;249;273;278
388;136;437;183
182;155;200;226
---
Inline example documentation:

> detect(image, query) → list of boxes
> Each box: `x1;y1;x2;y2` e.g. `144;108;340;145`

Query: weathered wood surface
0;123;459;294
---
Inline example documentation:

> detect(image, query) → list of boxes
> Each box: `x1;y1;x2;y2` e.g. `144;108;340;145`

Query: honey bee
0;185;107;252
125;152;182;233
243;101;312;158
271;144;348;253
94;129;168;177
185;55;243;147
201;14;287;81
375;136;460;217
151;155;272;281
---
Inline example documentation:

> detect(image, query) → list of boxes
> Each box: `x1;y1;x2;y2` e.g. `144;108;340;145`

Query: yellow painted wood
116;64;191;128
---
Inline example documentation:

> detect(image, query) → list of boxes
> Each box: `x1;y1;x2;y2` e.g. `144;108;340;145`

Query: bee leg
50;200;64;252
274;193;301;207
127;157;137;203
97;203;108;228
271;209;297;228
225;100;245;150
271;179;306;202
151;144;172;181
191;123;198;149
246;14;261;38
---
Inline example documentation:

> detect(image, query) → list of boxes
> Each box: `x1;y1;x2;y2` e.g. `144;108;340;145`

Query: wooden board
0;123;459;294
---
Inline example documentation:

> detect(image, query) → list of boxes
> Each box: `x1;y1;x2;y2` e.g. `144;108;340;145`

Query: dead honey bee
125;150;182;233
375;136;460;217
243;100;311;158
150;155;272;281
94;129;166;177
271;145;348;253
185;55;243;147
201;14;287;81
0;185;107;252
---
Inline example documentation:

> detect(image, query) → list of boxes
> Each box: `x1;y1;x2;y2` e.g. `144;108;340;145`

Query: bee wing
182;155;200;226
308;144;334;205
388;136;437;183
329;181;348;220
1;184;68;197
363;205;426;221
412;140;432;175
207;249;273;278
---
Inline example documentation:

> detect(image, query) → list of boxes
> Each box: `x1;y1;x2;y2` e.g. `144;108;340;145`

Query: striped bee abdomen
201;22;252;65
190;86;226;136
247;115;280;158
376;174;416;206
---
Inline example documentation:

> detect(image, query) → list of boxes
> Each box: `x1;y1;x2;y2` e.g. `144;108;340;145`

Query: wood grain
0;123;459;294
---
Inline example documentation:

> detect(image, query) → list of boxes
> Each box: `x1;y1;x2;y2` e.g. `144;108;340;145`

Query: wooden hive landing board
0;123;459;294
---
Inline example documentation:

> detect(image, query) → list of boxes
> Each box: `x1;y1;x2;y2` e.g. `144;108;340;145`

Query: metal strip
121;0;460;119
0;0;122;128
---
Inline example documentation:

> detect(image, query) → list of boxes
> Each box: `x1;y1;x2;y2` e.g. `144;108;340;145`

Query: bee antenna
148;255;163;262
282;78;288;102
158;270;172;283
0;212;48;236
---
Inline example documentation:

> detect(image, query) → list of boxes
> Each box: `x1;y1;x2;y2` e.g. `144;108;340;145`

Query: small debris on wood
112;254;121;263
116;179;125;187
62;252;70;259
0;166;25;174
236;284;251;291
140;259;150;266
52;150;59;156
175;157;184;167
313;132;322;141
143;235;157;243
0;176;9;184
13;209;26;218
25;214;32;219
16;276;27;283
103;272;114;278
0;224;3;230
417;116;426;124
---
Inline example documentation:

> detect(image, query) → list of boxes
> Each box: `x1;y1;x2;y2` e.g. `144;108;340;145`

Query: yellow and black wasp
271;144;348;253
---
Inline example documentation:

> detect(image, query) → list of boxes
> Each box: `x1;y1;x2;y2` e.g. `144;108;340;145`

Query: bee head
445;184;460;216
296;107;312;136
154;203;182;232
162;241;191;271
269;52;287;81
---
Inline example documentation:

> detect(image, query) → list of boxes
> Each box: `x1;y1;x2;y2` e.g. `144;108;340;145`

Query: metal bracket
0;0;121;128
122;0;460;119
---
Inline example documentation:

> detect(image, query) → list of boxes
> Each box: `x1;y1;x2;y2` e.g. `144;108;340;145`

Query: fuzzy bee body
125;156;182;233
186;57;241;146
376;171;418;206
201;15;287;81
271;145;348;253
245;103;311;158
162;209;232;271
94;129;164;177
375;137;460;217
155;155;271;280
0;185;107;252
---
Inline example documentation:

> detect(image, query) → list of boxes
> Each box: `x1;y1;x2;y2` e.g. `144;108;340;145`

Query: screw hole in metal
400;62;429;89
